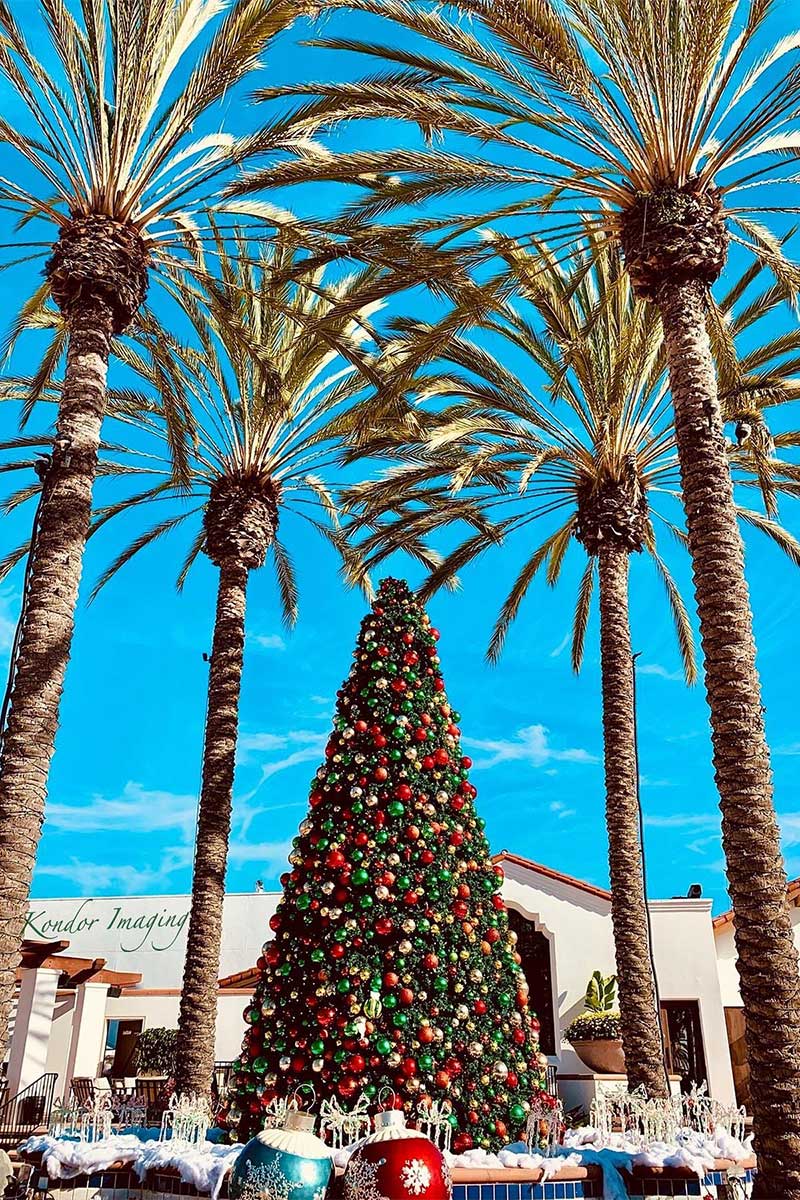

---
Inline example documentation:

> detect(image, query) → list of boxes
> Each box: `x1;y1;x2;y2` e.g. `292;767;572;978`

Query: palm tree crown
0;0;309;328
345;240;800;661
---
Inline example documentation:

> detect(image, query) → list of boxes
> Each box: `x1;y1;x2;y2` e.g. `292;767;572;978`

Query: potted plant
565;971;625;1075
133;1027;178;1079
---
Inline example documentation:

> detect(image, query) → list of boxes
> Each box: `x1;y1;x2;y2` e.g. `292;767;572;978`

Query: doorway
507;908;557;1055
104;1018;143;1077
660;1001;708;1093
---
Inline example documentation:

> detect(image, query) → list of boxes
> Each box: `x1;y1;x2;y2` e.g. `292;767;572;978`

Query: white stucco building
10;852;742;1111
712;875;800;1109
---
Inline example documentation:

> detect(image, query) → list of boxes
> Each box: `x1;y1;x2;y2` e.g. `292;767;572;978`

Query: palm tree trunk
174;557;249;1098
0;296;113;1061
597;542;669;1099
659;278;800;1197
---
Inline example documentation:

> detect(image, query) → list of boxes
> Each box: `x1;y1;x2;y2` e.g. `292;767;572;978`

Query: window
507;909;557;1056
660;1001;708;1093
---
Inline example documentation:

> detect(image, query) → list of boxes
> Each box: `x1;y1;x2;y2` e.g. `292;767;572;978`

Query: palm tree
0;0;309;1061
54;233;432;1097
343;237;800;1104
244;4;800;1184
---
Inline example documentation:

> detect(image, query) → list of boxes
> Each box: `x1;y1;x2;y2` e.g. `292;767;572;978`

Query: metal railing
546;1064;558;1097
0;1072;57;1147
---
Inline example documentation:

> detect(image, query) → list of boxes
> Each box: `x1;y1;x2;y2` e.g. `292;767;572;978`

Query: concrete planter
570;1037;626;1074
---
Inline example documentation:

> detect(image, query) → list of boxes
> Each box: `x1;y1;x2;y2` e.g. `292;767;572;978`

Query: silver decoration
48;1097;83;1139
79;1094;114;1143
525;1095;564;1156
319;1093;371;1148
159;1093;211;1146
589;1083;748;1149
344;1154;388;1200
415;1099;453;1153
234;1158;303;1200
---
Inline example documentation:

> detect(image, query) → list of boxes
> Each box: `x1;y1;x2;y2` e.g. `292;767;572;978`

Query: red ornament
395;783;413;801
344;1112;451;1200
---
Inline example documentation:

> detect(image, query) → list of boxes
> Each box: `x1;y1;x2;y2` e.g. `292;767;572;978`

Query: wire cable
631;649;673;1097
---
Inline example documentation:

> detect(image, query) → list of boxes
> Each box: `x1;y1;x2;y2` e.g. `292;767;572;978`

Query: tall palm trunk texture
597;543;669;1099
659;279;800;1198
0;296;114;1058
174;558;250;1098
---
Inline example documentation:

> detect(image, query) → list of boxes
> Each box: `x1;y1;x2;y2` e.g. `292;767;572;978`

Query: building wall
28;875;737;1108
715;908;800;1009
45;993;76;1090
501;860;736;1105
25;893;279;988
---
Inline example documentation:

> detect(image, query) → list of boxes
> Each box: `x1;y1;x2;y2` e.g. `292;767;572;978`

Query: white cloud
638;663;683;682
549;799;576;820
550;632;571;659
47;782;199;841
644;812;719;829
465;724;598;769
249;632;286;651
310;696;331;706
775;744;800;757
227;840;292;870
35;846;194;896
259;741;326;782
237;729;326;766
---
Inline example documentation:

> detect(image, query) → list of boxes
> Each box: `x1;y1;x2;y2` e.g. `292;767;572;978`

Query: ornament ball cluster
223;579;547;1151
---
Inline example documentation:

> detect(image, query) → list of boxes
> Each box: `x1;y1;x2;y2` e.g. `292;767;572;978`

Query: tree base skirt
20;1154;757;1198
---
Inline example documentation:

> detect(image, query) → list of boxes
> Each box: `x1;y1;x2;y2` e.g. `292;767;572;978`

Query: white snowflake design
400;1159;432;1195
237;1158;303;1200
345;1154;389;1200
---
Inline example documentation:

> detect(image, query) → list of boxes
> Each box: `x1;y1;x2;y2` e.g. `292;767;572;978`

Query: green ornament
388;800;405;818
296;894;311;910
375;1036;392;1055
360;894;374;909
337;978;351;994
352;867;370;886
311;1039;324;1056
433;977;448;993
383;994;398;1010
510;1104;525;1124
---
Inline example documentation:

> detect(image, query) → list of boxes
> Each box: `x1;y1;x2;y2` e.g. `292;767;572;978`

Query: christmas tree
223;579;546;1151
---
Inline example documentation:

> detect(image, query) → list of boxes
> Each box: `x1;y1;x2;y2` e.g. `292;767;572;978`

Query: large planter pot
570;1038;625;1074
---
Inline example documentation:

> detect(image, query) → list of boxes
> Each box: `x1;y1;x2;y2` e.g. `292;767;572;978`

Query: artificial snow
558;1126;754;1200
20;1124;754;1200
19;1134;244;1200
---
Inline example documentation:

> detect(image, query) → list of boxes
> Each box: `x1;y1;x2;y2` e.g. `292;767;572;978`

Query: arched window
508;908;557;1056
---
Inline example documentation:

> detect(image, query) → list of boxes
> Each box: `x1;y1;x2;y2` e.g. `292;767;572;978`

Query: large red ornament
343;1111;451;1200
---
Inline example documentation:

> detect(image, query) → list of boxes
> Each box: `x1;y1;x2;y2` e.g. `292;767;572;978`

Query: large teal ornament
230;1111;332;1200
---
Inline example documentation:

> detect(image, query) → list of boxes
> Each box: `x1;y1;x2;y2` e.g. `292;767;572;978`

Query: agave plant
0;0;320;1059
343;238;800;1103
241;3;800;1182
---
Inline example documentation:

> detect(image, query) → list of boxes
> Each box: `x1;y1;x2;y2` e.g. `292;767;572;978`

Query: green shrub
133;1027;177;1076
564;1011;621;1043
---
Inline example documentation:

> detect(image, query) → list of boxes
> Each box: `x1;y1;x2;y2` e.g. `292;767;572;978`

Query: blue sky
2;0;800;914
